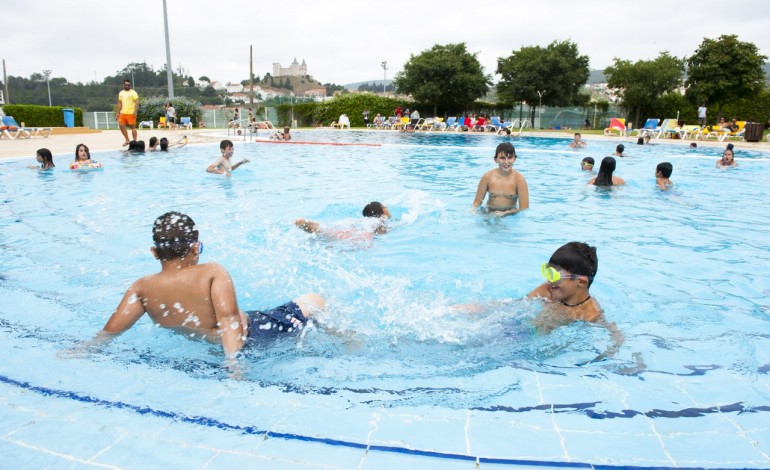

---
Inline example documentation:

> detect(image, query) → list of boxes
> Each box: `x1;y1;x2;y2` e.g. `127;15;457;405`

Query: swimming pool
1;131;769;468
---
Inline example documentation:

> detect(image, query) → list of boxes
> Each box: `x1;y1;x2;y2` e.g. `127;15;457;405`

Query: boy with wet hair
296;201;392;236
581;157;595;172
655;162;673;190
207;139;250;175
95;211;325;357
528;242;623;357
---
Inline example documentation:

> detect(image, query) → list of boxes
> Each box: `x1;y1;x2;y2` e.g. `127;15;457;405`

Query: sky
4;1;770;88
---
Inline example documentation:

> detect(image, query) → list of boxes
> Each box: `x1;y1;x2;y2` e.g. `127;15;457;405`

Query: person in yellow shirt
117;79;139;146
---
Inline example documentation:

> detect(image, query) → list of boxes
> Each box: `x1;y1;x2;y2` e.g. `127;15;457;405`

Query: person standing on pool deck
117;79;139;147
697;104;707;127
93;211;325;358
472;142;529;216
528;242;623;358
207;140;250;175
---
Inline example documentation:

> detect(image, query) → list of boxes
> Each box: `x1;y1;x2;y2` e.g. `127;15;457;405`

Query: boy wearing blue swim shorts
95;211;325;357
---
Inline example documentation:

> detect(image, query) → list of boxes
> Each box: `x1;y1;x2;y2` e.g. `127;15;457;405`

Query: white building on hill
273;58;308;77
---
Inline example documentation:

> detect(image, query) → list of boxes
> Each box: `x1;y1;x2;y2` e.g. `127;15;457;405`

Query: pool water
1;131;770;468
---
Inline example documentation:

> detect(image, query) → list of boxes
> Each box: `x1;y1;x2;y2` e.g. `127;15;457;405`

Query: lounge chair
653;119;679;139
179;117;193;130
677;125;702;140
138;120;154;129
704;121;745;142
487;116;504;133
0;116;33;139
629;118;660;137
603;118;627;136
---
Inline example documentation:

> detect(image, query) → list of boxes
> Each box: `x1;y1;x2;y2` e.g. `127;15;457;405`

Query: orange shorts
118;114;136;126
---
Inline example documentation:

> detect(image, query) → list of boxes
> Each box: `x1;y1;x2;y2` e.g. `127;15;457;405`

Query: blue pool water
1;131;770;468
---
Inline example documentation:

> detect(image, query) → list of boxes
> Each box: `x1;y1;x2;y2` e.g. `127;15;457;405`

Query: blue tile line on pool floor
0;373;764;470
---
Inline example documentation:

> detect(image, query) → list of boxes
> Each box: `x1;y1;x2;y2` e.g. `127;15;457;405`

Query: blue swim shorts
245;301;307;340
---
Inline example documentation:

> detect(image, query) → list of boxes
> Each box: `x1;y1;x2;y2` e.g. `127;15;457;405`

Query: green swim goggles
541;263;585;283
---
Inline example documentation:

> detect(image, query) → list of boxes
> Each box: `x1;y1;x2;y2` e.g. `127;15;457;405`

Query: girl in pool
717;148;738;168
70;143;103;169
28;148;55;170
472;142;530;216
588;156;625;187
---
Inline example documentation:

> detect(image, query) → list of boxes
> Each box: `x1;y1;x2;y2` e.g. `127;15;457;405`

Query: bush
1;104;83;127
137;96;202;128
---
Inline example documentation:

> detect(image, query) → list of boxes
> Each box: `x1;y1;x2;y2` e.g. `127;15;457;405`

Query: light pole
537;90;546;129
43;69;52;106
381;61;388;94
162;0;174;98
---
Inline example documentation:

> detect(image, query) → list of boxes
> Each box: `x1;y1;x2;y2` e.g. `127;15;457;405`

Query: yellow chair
158;117;167;129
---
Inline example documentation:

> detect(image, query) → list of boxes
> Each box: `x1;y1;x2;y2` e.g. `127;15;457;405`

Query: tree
604;52;685;128
497;40;590;123
685;34;767;121
393;43;490;116
198;76;211;83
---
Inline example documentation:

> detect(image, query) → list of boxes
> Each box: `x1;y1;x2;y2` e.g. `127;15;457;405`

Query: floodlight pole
43;69;52;106
537;90;546;129
162;0;174;99
381;61;388;94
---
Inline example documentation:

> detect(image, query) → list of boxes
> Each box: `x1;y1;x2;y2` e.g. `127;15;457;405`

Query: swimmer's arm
206;161;224;174
656;179;667;190
231;159;250;170
527;283;553;300
295;218;321;233
210;265;245;357
517;177;529;210
587;177;596;185
100;281;148;339
614;176;626;185
472;174;489;210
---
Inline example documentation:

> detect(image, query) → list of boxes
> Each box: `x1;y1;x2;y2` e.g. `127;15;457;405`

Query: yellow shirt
118;89;139;115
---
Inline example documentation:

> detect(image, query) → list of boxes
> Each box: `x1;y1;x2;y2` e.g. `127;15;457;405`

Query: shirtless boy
528;242;623;358
472;142;529;216
95;211;324;357
207;139;250;175
655;162;673;190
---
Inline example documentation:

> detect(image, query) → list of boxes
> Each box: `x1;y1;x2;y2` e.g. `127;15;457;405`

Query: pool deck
0;127;765;161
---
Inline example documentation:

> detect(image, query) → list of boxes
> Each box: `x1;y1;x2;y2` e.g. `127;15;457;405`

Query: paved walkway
1;128;764;162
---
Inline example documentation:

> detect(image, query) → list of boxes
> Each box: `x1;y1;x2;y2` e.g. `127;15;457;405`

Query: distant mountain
588;70;606;84
343;80;393;91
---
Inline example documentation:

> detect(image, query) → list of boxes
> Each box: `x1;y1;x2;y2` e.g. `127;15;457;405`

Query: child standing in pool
93;211;325;358
655;162;673;190
28;148;55;170
472;142;529;216
70;143;103;169
207;139;250;175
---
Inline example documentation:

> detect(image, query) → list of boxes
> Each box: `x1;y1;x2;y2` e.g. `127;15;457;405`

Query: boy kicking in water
207;139;250;176
295;201;392;238
92;211;324;358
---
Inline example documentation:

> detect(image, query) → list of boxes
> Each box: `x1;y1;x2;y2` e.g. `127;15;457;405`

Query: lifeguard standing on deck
117;79;139;146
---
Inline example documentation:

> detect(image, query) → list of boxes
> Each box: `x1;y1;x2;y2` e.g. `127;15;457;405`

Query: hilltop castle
272;58;307;77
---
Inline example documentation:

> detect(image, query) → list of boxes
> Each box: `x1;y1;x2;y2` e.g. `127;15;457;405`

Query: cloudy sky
4;1;770;87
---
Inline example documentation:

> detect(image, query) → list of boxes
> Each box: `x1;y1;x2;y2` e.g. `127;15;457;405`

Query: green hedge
1;104;83;127
136;96;202;128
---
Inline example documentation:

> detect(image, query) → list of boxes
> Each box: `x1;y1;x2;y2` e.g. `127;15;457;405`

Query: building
273;58;308;77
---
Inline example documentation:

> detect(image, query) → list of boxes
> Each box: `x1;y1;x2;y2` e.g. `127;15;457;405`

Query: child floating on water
295;201;391;240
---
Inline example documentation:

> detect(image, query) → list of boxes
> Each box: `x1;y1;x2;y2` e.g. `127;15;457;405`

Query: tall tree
497;40;590;123
393;43;490;116
604;52;685;128
685;34;767;121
